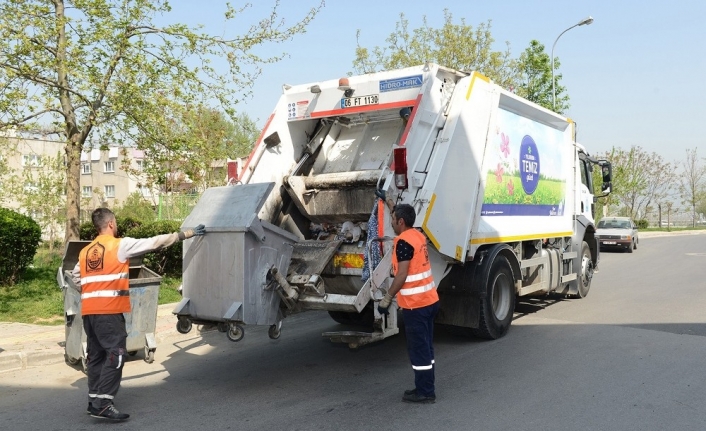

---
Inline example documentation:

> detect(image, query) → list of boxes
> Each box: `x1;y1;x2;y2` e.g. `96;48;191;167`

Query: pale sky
165;0;706;164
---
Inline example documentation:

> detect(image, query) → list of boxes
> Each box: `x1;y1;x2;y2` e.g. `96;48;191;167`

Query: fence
157;193;200;222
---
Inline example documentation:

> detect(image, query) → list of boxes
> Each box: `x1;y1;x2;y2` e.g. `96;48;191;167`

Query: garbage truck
173;63;612;347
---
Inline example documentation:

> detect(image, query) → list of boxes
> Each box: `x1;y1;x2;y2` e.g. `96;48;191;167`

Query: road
1;233;706;430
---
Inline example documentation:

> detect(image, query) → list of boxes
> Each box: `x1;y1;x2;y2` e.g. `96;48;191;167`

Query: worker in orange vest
378;201;439;404
71;208;205;421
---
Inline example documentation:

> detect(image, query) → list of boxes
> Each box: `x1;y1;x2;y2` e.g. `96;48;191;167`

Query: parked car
596;217;638;253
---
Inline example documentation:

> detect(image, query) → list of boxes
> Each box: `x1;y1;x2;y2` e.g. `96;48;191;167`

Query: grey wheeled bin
58;241;163;371
173;183;299;342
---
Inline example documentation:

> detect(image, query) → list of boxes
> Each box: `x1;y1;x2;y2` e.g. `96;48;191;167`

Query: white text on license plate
341;94;379;108
603;241;616;245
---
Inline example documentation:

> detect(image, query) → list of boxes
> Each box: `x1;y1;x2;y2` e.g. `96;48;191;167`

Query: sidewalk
0;303;182;373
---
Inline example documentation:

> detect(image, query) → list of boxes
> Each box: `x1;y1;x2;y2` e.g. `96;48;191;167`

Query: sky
165;0;706;164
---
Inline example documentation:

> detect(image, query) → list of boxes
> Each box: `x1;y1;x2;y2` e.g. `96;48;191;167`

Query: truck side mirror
599;161;612;193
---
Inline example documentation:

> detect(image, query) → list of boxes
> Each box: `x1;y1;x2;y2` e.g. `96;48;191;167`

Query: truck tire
472;255;515;340
577;241;593;297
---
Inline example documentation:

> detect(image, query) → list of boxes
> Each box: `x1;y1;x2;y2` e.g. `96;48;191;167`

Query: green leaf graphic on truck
482;108;566;216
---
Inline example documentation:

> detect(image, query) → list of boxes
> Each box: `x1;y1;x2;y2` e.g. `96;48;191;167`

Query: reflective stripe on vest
81;289;130;299
81;272;129;285
392;228;439;309
79;235;131;315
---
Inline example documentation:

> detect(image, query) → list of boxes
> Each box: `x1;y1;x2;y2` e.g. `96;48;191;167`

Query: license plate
340;94;379;108
603;241;616;245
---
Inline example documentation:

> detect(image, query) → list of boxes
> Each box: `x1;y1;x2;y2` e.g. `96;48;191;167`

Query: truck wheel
627;241;633;253
577;241;593;297
473;255;515;340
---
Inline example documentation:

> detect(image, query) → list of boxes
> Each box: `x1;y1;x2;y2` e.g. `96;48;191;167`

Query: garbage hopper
58;241;163;371
174;183;299;342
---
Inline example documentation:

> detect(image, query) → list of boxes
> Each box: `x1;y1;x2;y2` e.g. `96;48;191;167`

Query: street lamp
551;16;594;111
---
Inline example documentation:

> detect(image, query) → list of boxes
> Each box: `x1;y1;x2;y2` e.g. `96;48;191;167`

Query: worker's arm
70;262;81;287
117;224;206;262
387;260;410;298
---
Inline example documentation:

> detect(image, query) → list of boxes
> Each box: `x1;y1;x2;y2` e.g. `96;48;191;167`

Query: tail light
393;147;408;189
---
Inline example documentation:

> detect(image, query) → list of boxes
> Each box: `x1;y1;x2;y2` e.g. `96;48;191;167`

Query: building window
24;182;38;192
81;163;91;174
104;185;115;198
82;186;92;198
136;160;143;171
104;161;115;173
22;154;42;167
139;185;152;197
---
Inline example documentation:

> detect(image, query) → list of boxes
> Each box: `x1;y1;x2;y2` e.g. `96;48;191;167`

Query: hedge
0;207;42;286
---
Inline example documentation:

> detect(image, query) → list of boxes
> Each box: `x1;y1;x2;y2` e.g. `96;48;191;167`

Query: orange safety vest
79;235;131;315
391;228;439;309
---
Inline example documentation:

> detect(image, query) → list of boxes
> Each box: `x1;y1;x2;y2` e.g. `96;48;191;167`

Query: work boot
90;405;130;421
86;403;94;415
402;391;436;404
404;389;416;396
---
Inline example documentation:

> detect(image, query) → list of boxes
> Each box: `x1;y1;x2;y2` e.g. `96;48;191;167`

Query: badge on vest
85;242;105;273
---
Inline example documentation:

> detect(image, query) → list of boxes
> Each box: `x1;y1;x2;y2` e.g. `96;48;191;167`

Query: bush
0;207;42;286
126;220;182;276
636;219;649;229
79;216;144;240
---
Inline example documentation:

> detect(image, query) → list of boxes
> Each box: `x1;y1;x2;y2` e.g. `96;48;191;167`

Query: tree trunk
64;140;82;241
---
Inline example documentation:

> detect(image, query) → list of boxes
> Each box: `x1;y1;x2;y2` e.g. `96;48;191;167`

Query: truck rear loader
173;63;612;347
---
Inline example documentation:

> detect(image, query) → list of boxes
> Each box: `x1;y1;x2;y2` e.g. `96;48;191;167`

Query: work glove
178;224;206;240
377;293;393;315
375;189;386;201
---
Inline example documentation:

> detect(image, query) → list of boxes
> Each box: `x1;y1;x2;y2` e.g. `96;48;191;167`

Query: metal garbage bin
58;241;163;371
173;183;299;342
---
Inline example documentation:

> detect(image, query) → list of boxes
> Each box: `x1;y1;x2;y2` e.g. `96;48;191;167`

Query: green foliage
354;11;518;90
484;174;564;206
126;220;183;276
595;146;675;220
636;219;649;229
0;0;323;241
677;148;706;227
114;192;157;223
0;207;42;286
517;40;569;113
79;216;144;240
79;221;97;241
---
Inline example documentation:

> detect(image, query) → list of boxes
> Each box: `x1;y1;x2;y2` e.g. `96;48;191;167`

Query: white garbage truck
173;63;612;347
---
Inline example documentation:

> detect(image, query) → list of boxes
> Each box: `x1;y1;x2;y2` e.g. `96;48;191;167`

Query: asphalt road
1;233;706;431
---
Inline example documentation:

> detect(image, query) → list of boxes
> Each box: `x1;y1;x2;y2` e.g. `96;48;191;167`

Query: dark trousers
402;301;439;397
83;314;128;410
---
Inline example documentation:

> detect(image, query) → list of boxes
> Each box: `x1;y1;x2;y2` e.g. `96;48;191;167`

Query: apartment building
0;133;155;238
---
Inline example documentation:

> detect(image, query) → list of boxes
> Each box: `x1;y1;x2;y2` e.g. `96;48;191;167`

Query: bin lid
181;183;275;232
62;240;145;273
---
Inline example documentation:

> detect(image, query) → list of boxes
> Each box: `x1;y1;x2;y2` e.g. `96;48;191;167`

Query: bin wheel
176;317;192;334
144;347;155;364
127;351;138;356
268;323;281;340
226;324;244;342
217;322;228;333
81;357;88;374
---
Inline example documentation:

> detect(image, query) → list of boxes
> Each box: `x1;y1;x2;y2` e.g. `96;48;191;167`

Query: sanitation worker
71;208;205;420
377;200;439;403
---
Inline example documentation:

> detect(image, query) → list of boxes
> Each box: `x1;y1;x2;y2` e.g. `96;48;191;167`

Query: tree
0;0;323;241
516;40;569;113
354;11;518;90
677;148;706;227
3;153;66;249
598;146;675;220
125;105;259;192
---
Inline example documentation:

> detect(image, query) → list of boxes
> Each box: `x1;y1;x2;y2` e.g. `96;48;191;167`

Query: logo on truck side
379;75;423;92
520;135;540;195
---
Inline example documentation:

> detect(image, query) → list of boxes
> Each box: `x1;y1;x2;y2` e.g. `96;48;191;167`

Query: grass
0;246;183;325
